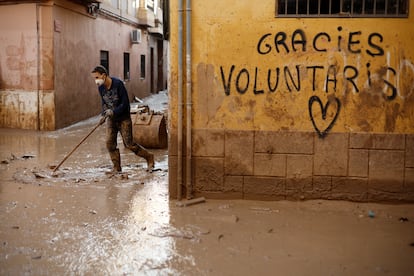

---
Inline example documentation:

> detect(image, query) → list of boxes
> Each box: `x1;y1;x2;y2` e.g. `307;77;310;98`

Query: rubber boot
109;149;122;173
136;147;154;170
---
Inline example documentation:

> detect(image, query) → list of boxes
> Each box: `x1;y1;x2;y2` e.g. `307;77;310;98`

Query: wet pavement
1;97;414;275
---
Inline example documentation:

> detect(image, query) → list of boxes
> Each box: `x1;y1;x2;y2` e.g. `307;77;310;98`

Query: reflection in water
1;122;194;275
0;117;105;168
51;179;182;275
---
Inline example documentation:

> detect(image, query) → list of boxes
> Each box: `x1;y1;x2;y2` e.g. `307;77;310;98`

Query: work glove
99;115;106;125
104;109;114;118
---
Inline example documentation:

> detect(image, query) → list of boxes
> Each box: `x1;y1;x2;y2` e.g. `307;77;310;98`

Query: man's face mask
95;75;105;86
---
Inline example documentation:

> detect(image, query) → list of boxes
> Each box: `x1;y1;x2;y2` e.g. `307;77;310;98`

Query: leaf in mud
32;255;42;260
12;226;20;229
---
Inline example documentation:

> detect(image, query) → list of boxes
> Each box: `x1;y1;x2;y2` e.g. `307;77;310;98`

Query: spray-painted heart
308;95;341;138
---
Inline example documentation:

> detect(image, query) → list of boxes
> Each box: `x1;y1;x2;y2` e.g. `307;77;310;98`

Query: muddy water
0;118;183;275
1;117;414;275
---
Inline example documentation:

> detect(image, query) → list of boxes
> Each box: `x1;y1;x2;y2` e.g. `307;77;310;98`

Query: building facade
168;1;414;202
0;0;168;130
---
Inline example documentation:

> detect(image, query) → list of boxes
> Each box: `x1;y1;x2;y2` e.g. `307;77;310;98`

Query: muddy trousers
106;117;154;171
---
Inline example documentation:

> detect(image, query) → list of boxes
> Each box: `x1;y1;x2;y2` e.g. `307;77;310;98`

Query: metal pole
185;0;192;199
177;0;183;200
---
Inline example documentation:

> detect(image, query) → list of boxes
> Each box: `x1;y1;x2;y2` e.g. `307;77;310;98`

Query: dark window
100;50;109;74
124;52;130;80
140;55;146;79
277;0;409;17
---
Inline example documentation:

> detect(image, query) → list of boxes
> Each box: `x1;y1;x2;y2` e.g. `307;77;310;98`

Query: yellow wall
170;1;414;135
169;1;414;202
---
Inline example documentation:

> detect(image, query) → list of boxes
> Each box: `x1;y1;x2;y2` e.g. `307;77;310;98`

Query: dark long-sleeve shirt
98;77;130;121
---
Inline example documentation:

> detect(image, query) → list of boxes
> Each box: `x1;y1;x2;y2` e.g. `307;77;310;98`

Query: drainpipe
185;0;192;199
36;3;41;130
177;0;183;200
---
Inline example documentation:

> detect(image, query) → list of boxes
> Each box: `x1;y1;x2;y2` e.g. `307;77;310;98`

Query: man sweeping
91;65;154;173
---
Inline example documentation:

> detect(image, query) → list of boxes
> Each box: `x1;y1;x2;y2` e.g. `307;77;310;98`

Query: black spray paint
219;27;398;138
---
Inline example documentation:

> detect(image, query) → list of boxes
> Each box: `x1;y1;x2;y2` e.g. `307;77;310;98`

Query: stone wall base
169;130;414;203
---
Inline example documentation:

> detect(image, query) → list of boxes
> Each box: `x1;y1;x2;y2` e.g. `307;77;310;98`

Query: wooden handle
52;122;102;173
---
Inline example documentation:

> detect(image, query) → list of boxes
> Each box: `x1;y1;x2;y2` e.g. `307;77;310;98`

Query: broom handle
52;122;102;173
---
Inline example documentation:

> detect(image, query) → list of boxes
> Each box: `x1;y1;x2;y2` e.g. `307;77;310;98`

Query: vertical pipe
36;3;41;131
185;0;192;199
177;0;183;200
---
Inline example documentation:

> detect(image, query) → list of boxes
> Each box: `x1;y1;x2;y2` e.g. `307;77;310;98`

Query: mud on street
1;105;414;275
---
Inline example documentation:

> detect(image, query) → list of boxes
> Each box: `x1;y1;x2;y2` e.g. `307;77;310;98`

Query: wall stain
384;103;400;132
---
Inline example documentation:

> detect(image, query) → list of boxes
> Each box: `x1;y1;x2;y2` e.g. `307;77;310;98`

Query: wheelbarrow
130;104;168;149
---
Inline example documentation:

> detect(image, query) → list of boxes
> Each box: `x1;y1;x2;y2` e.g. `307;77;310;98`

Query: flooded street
1;116;414;275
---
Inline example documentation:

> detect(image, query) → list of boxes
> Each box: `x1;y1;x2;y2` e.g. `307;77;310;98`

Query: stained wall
0;3;54;130
0;0;165;130
168;1;414;202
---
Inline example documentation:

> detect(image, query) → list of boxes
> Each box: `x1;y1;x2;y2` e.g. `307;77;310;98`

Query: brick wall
169;130;414;202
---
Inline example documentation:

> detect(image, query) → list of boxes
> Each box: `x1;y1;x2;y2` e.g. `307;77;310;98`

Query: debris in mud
32;168;65;179
21;154;35;159
149;225;201;240
51;171;65;178
31;255;42;260
368;210;375;218
231;215;239;223
218;234;224;241
32;171;49;179
399;217;409;222
13;170;36;184
89;210;97;215
249;207;280;214
250;207;271;212
11;226;20;229
176;197;206;207
106;172;129;180
197;228;211;235
2;153;35;164
1;154;16;164
219;204;231;209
